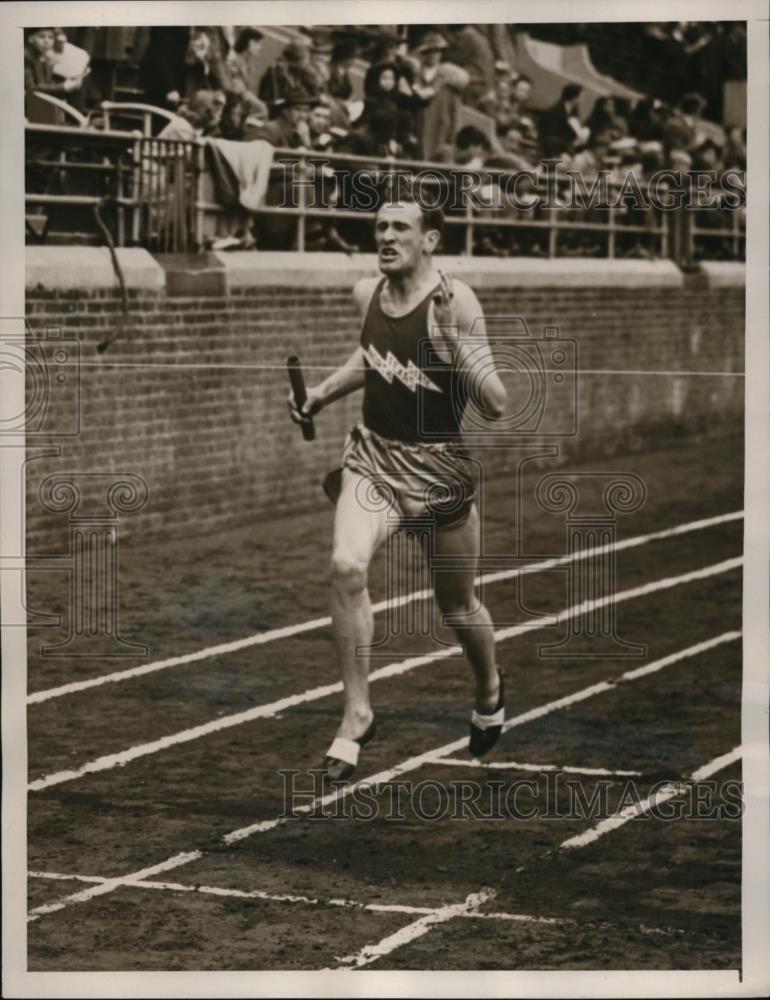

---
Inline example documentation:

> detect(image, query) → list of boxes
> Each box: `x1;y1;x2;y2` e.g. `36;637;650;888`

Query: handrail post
194;141;205;251
464;173;474;256
115;153;125;247
130;136;141;244
296;152;307;253
607;203;616;259
548;204;558;258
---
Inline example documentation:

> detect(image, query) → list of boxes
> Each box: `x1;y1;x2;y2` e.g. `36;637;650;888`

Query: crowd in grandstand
24;23;746;257
24;23;746;168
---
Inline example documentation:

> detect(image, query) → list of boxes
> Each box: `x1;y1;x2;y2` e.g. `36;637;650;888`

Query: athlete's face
375;203;437;275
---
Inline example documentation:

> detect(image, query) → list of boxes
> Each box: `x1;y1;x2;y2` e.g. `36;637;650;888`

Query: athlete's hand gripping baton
286;355;316;442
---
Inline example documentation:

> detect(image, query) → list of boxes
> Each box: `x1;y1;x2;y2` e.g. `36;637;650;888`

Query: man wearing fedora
253;87;318;148
411;31;469;160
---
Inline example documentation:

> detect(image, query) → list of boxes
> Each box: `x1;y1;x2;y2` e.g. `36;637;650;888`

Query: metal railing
25;124;745;264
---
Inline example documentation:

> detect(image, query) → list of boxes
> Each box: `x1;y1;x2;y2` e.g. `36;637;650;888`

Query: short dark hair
561;83;582;102
455;125;491;151
234;28;264;54
377;197;445;239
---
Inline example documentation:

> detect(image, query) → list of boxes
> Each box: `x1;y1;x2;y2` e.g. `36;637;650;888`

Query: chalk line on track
333;890;496;970
28;629;741;921
28;871;561;924
429;759;643;776
326;745;742;969
27;510;743;705
560;746;743;849
28;556;742;792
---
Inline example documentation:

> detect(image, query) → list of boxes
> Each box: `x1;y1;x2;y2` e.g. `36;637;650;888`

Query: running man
288;198;507;780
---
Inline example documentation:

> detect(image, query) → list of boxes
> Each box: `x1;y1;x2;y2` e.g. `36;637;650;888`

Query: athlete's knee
330;551;368;598
434;586;480;620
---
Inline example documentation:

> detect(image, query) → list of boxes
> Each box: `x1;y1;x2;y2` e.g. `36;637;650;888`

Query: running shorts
322;423;476;529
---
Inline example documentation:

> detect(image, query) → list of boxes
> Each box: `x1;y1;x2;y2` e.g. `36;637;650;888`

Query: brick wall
24;271;744;550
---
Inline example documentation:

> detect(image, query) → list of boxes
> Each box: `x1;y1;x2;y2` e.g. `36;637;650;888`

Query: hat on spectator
279;86;321;108
637;140;664;154
415;31;448;54
331;40;358;62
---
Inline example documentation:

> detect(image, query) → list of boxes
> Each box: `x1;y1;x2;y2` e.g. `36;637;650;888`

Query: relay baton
286;355;316;441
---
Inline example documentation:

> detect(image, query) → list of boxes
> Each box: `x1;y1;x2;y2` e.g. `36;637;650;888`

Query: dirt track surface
27;433;743;971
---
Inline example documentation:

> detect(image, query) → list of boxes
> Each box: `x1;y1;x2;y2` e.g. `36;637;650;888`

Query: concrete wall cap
214;251;685;289
26;247;165;291
695;261;746;288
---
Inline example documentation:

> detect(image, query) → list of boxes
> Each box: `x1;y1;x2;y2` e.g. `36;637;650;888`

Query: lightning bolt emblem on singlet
363;344;443;393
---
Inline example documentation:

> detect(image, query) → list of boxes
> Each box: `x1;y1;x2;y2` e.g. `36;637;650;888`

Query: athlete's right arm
287;278;377;426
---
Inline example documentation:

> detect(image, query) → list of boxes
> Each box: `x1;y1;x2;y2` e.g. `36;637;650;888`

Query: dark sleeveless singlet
360;278;468;443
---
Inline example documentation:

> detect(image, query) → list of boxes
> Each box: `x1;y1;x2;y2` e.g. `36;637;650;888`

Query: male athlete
288;198;507;780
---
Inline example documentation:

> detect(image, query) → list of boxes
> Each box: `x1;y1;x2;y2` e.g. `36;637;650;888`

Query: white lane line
29;871;561;924
28;630;741;921
560;746;742;850
28;557;742;793
429;759;643;776
333;890;495;970
26;851;202;922
28;509;743;705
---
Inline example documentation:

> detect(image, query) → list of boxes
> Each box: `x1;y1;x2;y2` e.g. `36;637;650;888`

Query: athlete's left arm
433;273;507;420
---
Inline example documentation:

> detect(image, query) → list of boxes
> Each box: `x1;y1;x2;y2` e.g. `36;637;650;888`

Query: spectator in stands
722;125;746;171
327;40;357;101
516;115;541;162
227;28;265;98
410;31;470;160
479;76;521;138
677;91;709;147
259;40;321;113
139;26;191;109
443;24;496;105
434;124;491;168
487;124;536;171
47;29;90;109
182;29;227;102
569;130;613;177
586;96;629;143
361;62;426;158
369;31;419;84
626;97;665;143
219;91;268;140
240;100;270;141
339;108;400;158
511;74;533;114
158;90;222;140
251;88;317;148
690;138;723;172
69;27;140;106
538;83;587;159
24;27;82;102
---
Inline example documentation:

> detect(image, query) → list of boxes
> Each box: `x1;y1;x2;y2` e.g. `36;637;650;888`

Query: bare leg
424;504;500;712
330;470;395;740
